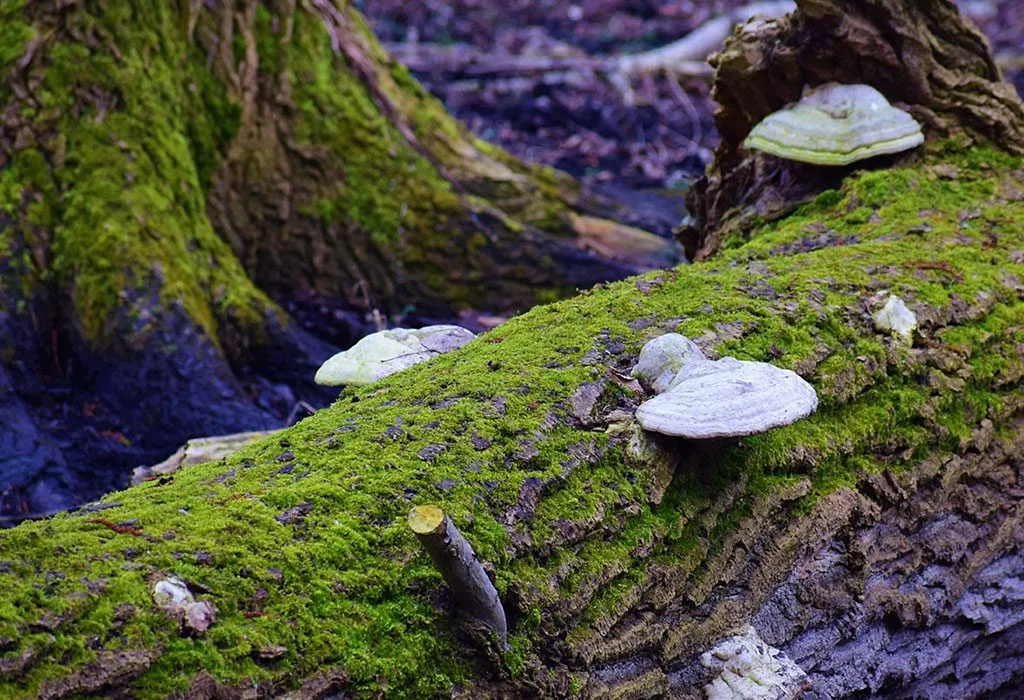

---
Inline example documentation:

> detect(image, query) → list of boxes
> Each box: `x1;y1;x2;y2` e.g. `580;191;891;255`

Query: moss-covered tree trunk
1;0;1024;698
0;0;676;517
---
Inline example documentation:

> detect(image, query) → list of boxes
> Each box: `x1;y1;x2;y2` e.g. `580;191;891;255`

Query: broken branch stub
408;505;508;649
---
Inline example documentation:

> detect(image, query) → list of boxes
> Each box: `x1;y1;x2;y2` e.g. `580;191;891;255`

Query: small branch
996;54;1024;72
86;518;145;537
614;1;796;77
385;44;713;81
408;505;508;649
384;1;797;87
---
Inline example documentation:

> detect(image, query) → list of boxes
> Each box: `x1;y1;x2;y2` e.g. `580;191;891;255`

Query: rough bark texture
683;0;1024;260
0;0;676;518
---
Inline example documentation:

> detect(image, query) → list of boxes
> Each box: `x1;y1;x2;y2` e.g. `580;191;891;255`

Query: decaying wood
385;1;797;85
130;430;283;485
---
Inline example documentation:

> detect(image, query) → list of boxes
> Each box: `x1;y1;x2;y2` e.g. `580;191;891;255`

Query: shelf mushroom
633;334;818;439
315;325;476;386
744;83;924;166
631;332;707;394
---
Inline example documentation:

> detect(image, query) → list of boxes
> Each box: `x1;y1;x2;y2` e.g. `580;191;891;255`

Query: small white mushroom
873;294;917;343
632;333;708;394
744;83;924;166
635;355;818;439
315;325;476;386
153;577;216;634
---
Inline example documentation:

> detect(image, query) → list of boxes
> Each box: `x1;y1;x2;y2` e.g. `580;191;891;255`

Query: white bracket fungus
872;294;917;343
633;334;818;439
744;83;924;166
701;625;808;700
315;325;476;386
631;332;707;394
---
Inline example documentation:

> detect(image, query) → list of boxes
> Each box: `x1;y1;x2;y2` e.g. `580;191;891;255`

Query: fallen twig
385;1;796;85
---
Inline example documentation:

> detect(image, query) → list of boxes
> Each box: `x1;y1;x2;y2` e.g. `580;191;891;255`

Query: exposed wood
409;505;509;650
130;430;284;485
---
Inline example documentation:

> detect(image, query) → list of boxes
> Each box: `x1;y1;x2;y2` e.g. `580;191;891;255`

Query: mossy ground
1;144;1022;697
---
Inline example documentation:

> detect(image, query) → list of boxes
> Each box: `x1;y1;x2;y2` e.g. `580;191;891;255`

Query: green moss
6;1;273;346
0;0;33;105
3;1;1024;694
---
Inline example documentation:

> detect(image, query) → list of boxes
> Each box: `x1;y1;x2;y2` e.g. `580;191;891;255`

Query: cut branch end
408;504;508;650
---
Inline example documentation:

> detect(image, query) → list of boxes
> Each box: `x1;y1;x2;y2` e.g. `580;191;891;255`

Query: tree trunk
2;0;1024;698
0;0;677;518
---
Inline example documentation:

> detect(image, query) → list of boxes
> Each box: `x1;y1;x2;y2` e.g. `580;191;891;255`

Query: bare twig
385;44;713;81
409;505;508;649
615;1;796;77
996;54;1024;72
384;1;796;85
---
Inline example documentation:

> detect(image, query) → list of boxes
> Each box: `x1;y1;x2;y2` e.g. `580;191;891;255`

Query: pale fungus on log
630;332;707;394
743;83;925;166
408;505;508;650
700;625;809;700
151;577;217;635
872;293;918;343
633;334;819;439
314;326;477;387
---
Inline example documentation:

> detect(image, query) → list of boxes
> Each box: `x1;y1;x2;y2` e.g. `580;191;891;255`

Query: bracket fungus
633;334;818;439
315;325;476;386
631;332;706;394
873;293;917;343
744;83;924;166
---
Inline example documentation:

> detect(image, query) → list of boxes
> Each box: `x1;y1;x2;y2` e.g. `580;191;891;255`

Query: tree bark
1;0;1024;698
0;0;677;518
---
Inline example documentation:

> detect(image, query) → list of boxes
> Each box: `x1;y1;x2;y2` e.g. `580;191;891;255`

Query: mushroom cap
413;324;477;353
744;83;924;166
635;357;818;438
873;294;917;342
314;325;476;386
632;333;708;394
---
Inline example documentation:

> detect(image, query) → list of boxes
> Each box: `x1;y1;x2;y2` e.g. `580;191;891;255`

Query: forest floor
359;0;1023;196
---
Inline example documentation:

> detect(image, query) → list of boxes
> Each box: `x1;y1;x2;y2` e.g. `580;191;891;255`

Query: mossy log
2;141;1024;695
0;0;677;515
